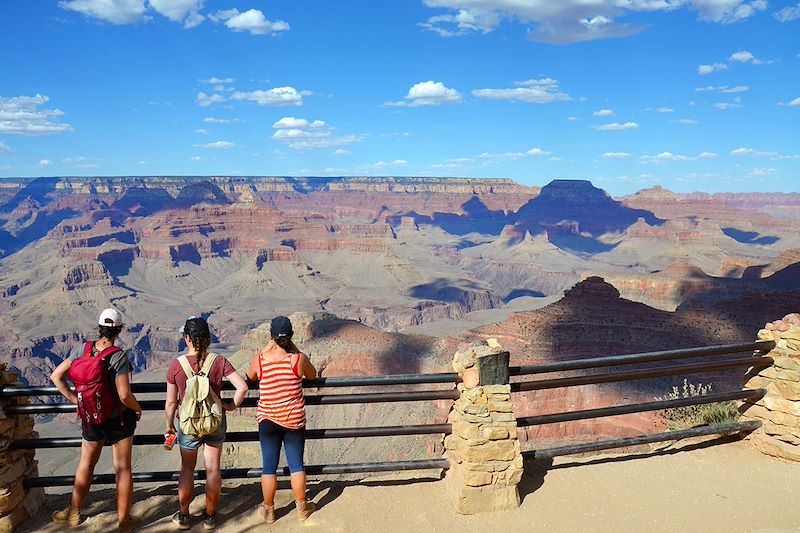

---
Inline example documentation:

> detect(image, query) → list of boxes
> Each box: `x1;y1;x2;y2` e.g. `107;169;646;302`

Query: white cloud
199;77;234;85
654;106;674;112
0;141;9;154
787;97;800;106
59;0;146;24
601;152;632;159
592;108;615;117
640;151;691;163
714;96;743;110
149;0;203;27
593;121;640;131
196;92;224;107
418;1;765;44
190;156;203;161
333;149;351;155
38;159;52;166
195;128;209;135
203;117;244;124
698;151;719;159
527;147;551;156
472;77;571;104
675;118;699;125
0;94;73;135
748;167;777;177
730;147;777;157
696;85;750;93
698;63;728;75
209;8;289;35
566;116;580;122
775;3;800;21
232;87;306;107
385;81;463;107
729;50;772;64
201;140;236;149
271;116;365;150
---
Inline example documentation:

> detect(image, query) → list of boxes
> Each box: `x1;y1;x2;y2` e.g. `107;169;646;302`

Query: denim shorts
176;416;227;449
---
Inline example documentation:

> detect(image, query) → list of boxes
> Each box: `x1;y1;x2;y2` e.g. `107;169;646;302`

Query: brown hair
98;325;123;342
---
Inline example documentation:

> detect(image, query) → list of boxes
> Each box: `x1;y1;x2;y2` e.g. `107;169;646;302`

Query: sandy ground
21;437;800;533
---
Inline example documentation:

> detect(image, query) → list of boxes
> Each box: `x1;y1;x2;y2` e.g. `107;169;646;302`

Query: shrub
655;378;739;430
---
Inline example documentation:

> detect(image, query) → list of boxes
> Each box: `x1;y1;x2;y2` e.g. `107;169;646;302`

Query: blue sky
0;0;798;195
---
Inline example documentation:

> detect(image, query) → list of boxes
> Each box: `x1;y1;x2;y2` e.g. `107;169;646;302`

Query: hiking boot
256;503;276;524
296;499;315;521
201;510;216;530
52;506;81;527
172;511;191;530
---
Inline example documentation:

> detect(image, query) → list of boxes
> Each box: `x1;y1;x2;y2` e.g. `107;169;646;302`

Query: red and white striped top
256;352;306;429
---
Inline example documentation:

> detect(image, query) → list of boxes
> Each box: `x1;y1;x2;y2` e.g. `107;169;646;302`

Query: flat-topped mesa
564;276;621;300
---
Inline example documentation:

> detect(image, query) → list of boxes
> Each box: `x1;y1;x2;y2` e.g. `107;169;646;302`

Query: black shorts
82;408;137;444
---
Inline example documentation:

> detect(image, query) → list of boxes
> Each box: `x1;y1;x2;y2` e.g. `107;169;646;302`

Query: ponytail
189;332;211;372
275;336;300;354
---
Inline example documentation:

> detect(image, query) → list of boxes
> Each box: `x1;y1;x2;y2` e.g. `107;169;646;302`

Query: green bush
655;378;739;430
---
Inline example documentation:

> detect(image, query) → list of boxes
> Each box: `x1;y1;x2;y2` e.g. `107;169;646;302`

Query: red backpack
69;341;124;427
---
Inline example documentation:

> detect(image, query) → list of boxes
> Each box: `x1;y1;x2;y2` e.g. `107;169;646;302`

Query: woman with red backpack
164;316;248;531
50;308;142;530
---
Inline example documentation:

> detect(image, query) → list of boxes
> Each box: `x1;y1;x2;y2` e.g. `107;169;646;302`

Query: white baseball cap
98;308;124;327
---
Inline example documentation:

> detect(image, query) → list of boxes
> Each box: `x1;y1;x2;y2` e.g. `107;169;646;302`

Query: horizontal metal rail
524;420;761;460
24;459;450;488
3;389;461;416
0;372;460;398
511;356;772;393
517;389;765;427
509;341;775;376
10;423;453;450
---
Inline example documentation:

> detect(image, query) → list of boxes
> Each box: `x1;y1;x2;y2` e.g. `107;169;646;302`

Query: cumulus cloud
713;96;742;110
674;118;699;125
729;50;772;64
698;151;719;159
199;141;235;149
601;152;632;159
654;106;674;112
209;8;289;35
0;141;9;154
196;92;224;107
0;94;73;135
774;3;800;21
418;1;765;44
592;108;615;117
384;81;463;107
199;77;234;85
472;77;571;104
698;63;728;75
593;121;640;131
527;147;551;156
203;117;244;124
333;149;351;155
149;0;203;27
639;151;691;163
478;147;554;161
39;159;52;166
730;147;778;157
232;87;307;107
58;0;146;24
695;85;749;93
272;116;365;150
787;97;800;106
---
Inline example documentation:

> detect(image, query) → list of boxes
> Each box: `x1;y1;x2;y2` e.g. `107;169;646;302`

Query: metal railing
0;340;775;487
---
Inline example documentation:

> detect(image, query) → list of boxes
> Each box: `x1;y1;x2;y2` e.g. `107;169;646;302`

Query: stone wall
0;363;43;533
741;313;800;461
444;341;523;514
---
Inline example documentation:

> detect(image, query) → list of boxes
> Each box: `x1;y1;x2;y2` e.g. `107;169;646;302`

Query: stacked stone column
741;313;800;461
444;341;523;514
0;363;43;533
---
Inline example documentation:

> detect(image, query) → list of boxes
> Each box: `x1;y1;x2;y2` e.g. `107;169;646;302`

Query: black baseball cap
270;316;293;339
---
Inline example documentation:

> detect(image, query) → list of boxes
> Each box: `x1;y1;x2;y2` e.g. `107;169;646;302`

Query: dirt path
23;439;800;533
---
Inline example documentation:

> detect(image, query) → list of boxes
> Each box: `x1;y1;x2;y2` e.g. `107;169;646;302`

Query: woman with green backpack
165;316;248;530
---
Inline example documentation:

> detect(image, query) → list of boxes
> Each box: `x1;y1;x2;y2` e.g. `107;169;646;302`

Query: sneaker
172;511;191;530
201;510;216;530
52;506;81;527
256;503;276;524
296;499;316;521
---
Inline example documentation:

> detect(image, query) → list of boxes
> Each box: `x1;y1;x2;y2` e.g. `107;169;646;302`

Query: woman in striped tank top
246;315;317;523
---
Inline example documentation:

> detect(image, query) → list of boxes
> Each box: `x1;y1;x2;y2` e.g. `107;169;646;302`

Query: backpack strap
199;353;217;376
291;353;302;378
82;341;94;358
177;355;195;379
96;346;123;361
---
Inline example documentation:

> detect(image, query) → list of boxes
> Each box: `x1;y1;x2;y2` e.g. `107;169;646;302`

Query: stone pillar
0;363;43;533
741;313;800;461
444;340;523;514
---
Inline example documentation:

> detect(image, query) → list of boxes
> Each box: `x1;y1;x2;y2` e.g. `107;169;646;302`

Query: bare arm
224;371;248;411
50;358;77;404
245;356;259;382
165;382;178;433
115;372;142;420
300;353;316;381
